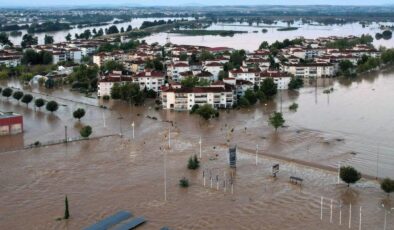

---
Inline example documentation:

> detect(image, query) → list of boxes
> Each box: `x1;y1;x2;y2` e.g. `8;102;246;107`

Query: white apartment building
161;86;235;110
0;55;21;67
260;70;292;90
281;63;335;78
229;67;261;84
167;63;190;82
132;70;165;92
97;73;133;97
202;62;223;81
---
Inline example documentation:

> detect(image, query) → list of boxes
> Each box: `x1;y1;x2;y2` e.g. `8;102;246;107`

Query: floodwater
7;17;193;45
1;68;394;228
144;21;394;51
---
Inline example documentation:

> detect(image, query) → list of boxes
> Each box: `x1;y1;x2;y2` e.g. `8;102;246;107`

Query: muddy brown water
1;68;394;229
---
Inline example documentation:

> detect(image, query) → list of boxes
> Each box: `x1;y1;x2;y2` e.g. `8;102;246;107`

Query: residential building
281;63;335;78
161;85;235;110
133;69;165;92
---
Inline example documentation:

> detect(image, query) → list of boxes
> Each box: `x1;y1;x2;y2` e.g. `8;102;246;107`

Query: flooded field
1;67;394;228
145;21;394;51
7;17;193;45
0;125;392;229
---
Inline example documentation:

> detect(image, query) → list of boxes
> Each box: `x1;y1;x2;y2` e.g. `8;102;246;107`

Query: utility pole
359;206;362;230
164;148;167;202
64;125;68;143
118;115;123;137
376;145;380;179
349;203;352;229
131;122;135;140
168;127;171;149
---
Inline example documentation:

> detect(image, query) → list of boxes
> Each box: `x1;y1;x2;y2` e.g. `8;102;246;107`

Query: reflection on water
1;68;394;177
8;17;193;45
145;21;394;51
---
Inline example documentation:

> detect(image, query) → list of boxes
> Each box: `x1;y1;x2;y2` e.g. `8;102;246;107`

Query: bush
80;125;92;138
21;94;33;107
340;166;361;187
35;98;45;109
269;112;285;131
381;178;394;196
289;102;298;111
187;154;200;170
190;104;199;114
288;77;304;90
195;104;219;120
12;91;24;102
102;95;110;100
2;87;13;99
179;177;189;188
73;108;86;121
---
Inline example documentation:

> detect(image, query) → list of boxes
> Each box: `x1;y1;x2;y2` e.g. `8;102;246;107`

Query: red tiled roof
135;71;165;78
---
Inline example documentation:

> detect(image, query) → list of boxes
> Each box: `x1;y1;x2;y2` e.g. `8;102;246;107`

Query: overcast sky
0;0;393;7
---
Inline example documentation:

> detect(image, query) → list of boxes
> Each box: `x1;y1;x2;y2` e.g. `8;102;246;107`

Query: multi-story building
97;73;133;97
281;63;335;78
203;62;223;81
167;63;190;82
260;70;292;90
133;70;165;92
229;67;261;84
161;85;235;110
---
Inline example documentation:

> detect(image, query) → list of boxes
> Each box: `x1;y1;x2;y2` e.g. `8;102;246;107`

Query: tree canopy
73;108;86;121
381;178;394;196
340;166;361;187
12;91;24;102
46;100;59;113
80;125;92;138
21;94;33;107
269;112;285;131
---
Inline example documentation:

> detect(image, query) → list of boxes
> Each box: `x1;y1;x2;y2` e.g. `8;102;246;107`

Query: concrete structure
133;70;165;92
0;112;23;135
161;85;235;110
281;63;335;78
97;73;133;97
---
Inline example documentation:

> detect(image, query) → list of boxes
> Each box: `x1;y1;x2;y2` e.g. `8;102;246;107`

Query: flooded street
1;67;394;228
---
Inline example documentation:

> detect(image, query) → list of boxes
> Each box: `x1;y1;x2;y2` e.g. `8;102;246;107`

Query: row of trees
0;87;59;112
340;166;394;196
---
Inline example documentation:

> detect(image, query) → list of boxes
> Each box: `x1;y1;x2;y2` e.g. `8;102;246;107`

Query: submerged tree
187;154;200;170
46;100;59;113
80;125;92;138
12;91;24;103
21;94;33;107
381;178;394;196
73;108;86;121
2;87;13;100
340;166;361;187
64;196;70;219
34;98;45;110
269;112;285;131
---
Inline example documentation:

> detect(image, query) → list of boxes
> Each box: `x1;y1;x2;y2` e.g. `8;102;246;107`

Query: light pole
131;121;135;140
168;127;171;149
382;204;394;230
